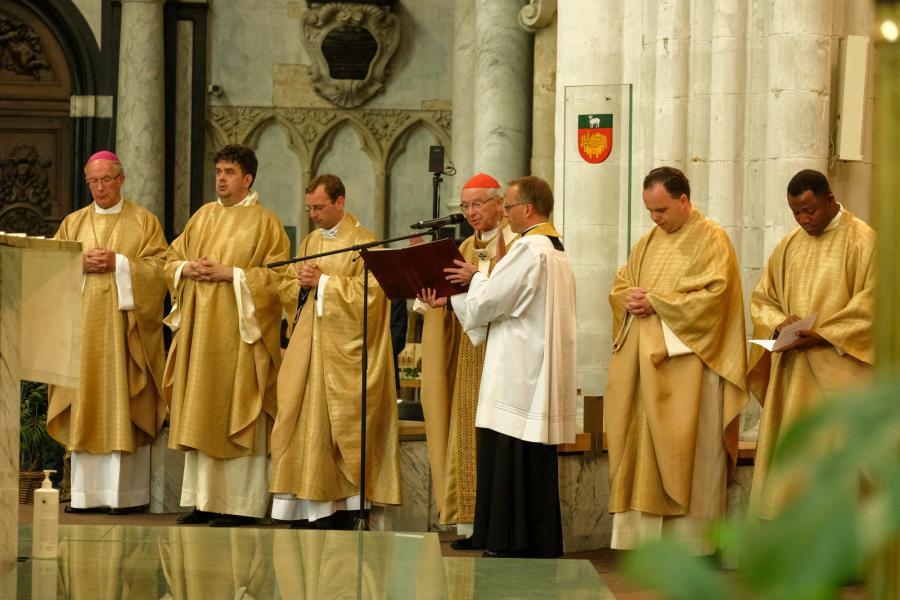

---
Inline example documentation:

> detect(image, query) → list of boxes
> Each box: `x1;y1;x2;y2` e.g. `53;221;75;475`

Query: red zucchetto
462;172;501;189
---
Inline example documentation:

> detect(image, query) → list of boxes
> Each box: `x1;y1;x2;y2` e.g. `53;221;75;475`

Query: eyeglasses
304;204;328;214
85;175;120;187
503;202;527;211
460;200;489;212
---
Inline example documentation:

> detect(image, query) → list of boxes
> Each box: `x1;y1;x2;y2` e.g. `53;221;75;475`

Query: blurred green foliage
624;379;900;599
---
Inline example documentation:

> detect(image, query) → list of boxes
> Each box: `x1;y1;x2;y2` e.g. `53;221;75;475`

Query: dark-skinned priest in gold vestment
605;167;748;553
748;169;875;519
417;172;516;540
270;174;401;530
48;150;168;513
164;145;290;526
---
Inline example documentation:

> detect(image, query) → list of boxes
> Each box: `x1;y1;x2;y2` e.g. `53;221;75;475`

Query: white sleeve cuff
450;293;487;347
661;319;693;357
233;267;262;344
316;274;330;318
114;254;135;311
163;261;187;332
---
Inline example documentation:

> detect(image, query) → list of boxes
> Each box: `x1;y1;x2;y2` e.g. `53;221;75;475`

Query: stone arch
386;118;452;173
245;117;308;247
311;116;382;176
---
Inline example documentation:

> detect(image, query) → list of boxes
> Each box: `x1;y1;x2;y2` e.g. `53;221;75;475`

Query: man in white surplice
421;175;576;558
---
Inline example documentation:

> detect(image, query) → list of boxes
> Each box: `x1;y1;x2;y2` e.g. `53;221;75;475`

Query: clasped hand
773;314;827;352
296;263;322;289
82;247;115;274
182;257;233;283
626;287;655;317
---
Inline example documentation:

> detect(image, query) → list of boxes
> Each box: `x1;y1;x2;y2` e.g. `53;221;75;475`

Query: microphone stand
431;170;442;240
267;228;436;530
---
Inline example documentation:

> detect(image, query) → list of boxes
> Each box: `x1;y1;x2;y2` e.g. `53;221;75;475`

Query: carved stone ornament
300;3;400;108
0;13;51;79
208;105;451;161
0;145;53;236
518;0;557;32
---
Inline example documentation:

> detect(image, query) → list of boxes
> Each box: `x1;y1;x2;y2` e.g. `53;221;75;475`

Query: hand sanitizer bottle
32;469;59;559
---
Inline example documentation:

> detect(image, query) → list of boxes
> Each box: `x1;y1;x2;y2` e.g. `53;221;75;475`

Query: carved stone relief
208;105;451;165
0;14;51;79
299;3;400;108
0;145;53;235
518;0;557;32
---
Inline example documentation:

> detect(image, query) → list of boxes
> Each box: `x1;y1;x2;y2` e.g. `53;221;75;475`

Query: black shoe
109;504;148;515
289;519;313;529
482;549;515;558
176;509;218;525
450;537;478;550
64;504;108;514
208;514;257;527
313;510;356;531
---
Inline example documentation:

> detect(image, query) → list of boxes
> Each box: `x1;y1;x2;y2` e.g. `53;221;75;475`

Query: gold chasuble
605;208;748;522
748;209;875;518
270;213;401;505
420;222;516;525
48;199;168;453
164;200;289;458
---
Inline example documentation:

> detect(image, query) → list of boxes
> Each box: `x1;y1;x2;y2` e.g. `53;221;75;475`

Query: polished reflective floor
7;525;613;599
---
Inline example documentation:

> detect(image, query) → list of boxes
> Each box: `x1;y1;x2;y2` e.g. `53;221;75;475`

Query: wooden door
0;1;73;236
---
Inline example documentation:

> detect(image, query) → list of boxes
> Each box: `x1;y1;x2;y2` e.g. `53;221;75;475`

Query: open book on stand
360;237;468;300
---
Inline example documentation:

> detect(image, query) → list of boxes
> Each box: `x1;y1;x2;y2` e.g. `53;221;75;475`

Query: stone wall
553;0;875;397
191;0;456;241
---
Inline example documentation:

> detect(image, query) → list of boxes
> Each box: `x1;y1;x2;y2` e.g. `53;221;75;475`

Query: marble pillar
520;0;557;187
450;0;475;204
116;0;166;220
173;20;194;236
471;0;532;184
149;427;185;514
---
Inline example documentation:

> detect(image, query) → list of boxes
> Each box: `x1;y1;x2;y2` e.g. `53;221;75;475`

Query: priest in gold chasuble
748;170;875;519
417;172;516;536
605;167;748;553
164;145;290;525
48;151;168;512
270;174;401;529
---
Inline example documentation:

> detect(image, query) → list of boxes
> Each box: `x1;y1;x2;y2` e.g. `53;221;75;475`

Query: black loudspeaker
428;146;444;173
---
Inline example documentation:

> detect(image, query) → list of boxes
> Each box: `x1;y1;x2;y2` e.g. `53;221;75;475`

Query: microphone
410;213;465;230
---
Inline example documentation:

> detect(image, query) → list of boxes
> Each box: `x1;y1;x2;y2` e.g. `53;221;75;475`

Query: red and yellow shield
578;114;613;164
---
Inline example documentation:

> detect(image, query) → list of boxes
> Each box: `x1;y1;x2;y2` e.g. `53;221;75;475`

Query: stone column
649;1;690;168
116;0;166;220
472;0;533;184
520;0;557;186
554;1;625;395
450;0;475;204
762;0;834;250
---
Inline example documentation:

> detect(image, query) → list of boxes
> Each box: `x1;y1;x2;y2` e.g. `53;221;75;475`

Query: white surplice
450;232;577;445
